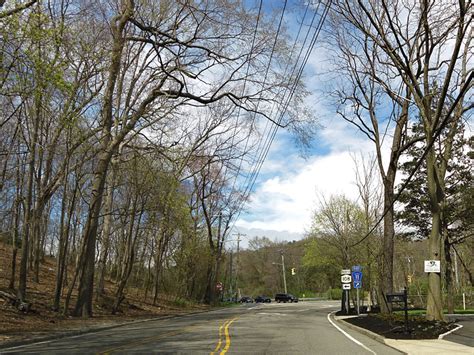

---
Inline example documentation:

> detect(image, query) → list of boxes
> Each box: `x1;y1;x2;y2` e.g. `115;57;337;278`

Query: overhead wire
239;0;321;195
228;0;332;230
222;0;290;212
209;0;264;216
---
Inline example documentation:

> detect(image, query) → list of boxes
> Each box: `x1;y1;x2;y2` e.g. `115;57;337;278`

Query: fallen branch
0;290;31;312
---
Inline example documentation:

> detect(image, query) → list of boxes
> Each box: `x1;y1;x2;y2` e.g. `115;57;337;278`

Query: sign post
352;266;363;315
340;270;351;314
386;287;409;334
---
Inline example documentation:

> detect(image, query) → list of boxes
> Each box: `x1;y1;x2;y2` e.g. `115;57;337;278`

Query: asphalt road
444;316;474;348
2;301;403;354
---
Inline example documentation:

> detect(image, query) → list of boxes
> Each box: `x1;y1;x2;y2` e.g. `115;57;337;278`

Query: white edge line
1;338;56;351
327;311;377;355
438;324;463;339
3;307;237;351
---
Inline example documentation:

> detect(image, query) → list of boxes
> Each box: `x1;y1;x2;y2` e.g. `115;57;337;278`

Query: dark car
239;296;254;303
255;295;271;303
289;294;298;303
275;293;298;303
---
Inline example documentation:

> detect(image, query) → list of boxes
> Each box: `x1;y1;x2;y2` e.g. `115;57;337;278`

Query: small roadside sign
341;274;352;283
341;269;351;275
424;260;440;273
342;283;351;290
352;265;362;272
352;271;363;282
354;281;362;289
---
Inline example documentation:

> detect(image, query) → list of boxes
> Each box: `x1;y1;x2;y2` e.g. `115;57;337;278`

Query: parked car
289;294;298;303
239;296;254;303
255;295;272;303
275;293;298;303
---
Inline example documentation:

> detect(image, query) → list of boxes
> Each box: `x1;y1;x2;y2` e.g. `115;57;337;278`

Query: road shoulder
0;308;221;351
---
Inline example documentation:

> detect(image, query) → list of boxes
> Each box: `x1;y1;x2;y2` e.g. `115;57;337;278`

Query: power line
229;1;332;231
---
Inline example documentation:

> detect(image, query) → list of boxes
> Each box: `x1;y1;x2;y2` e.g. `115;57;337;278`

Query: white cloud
235;138;373;235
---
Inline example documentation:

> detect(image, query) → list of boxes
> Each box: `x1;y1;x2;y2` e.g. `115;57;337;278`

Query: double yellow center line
211;317;239;354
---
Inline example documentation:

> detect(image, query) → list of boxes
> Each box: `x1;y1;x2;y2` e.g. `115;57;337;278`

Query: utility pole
229;252;233;298
233;233;244;299
281;251;287;294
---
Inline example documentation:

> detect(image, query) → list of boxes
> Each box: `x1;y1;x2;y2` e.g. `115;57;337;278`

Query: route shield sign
352;271;363;282
351;271;363;289
341;274;352;283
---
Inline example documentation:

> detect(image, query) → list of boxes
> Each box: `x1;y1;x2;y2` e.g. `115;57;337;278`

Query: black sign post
386;287;408;334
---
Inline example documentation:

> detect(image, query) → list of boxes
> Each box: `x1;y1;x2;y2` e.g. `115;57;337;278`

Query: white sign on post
341;275;352;283
342;283;351;290
424;260;441;273
341;269;351;275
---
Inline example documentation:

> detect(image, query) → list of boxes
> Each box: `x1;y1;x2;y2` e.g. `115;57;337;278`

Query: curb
0;308;218;351
438;324;463;339
331;314;408;354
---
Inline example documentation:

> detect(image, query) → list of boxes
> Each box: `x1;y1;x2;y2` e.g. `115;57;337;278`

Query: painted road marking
327;311;377;355
211;317;238;355
221;318;238;354
211;320;227;354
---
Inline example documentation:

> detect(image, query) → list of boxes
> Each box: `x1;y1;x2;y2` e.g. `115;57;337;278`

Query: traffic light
291;268;296;275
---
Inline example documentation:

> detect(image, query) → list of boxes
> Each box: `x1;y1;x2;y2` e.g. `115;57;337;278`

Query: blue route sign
352;265;362;272
352;271;363;289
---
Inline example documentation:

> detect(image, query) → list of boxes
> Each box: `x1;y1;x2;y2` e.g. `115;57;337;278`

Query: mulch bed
341;313;457;339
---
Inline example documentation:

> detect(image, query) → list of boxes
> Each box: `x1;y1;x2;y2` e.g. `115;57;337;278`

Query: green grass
393;308;474;316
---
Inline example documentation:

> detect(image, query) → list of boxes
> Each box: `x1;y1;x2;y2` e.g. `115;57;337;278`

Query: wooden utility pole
233;233;243;299
281;251;287;294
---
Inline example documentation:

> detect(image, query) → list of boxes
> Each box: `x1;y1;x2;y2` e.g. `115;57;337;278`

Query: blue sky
231;0;381;245
228;0;473;249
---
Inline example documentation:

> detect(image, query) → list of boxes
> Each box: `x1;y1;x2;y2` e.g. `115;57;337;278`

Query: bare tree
73;0;310;317
332;0;473;320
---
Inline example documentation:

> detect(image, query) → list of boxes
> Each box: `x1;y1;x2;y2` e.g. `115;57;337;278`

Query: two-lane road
2;301;402;354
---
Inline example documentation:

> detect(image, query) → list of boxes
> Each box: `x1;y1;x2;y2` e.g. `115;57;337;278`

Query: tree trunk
144;238;153;302
444;239;455;315
112;197;139;314
32;204;44;283
379;176;395;313
73;150;112;317
18;97;41;302
53;167;77;311
425;150;445;321
95;167;117;300
204;258;215;304
9;156;22;290
152;238;164;306
53;177;69;311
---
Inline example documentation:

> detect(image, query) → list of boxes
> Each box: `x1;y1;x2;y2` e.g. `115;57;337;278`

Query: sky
231;1;383;247
218;1;472;250
233;106;375;244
